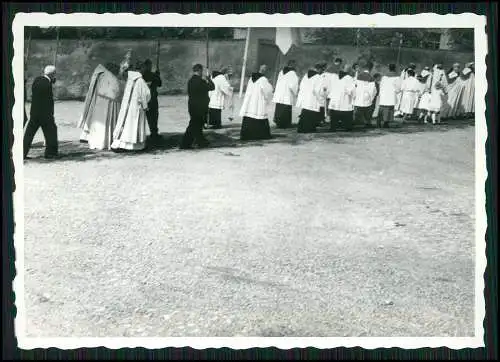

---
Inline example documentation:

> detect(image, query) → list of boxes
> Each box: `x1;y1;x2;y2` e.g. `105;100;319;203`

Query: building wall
24;38;473;100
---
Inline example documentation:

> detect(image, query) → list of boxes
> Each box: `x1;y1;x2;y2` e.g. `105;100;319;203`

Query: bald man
24;65;59;159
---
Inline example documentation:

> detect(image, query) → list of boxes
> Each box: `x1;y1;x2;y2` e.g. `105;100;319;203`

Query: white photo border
12;12;488;350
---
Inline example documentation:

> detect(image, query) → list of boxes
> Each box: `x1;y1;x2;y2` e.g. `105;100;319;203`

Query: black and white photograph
12;13;487;350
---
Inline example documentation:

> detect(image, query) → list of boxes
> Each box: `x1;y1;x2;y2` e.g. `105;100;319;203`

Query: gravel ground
23;95;475;337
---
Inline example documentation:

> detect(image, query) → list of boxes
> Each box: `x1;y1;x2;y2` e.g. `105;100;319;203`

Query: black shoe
79;139;88;144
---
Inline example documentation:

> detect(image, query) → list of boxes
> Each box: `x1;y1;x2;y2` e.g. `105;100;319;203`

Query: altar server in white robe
428;64;447;125
377;63;402;128
79;63;122;150
296;64;325;133
395;62;417;116
460;62;475;117
111;62;151;151
399;69;422;121
328;64;356;131
415;68;432;123
440;63;466;119
208;67;234;129
353;62;378;128
239;64;274;141
272;60;299;129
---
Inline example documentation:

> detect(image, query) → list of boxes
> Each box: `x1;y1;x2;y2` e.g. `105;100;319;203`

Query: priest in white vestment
79;63;122;150
399;69;422;121
460;62;475;117
440;63;466;119
377;63;402;128
208;67;234;129
111;63;151;151
296;64;325;133
353;62;378;128
272;60;299;129
328;64;356;131
239;64;274;141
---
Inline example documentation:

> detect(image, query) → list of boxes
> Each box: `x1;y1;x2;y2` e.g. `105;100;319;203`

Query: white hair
44;65;56;75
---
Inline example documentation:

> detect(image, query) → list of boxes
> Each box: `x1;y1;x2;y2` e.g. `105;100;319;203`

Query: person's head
44;65;56;83
314;62;323;73
453;62;461;72
334;58;342;66
362;61;374;72
287;60;297;69
436;63;443;70
259;64;267;74
388;63;397;72
143;59;153;73
407;69;415;77
192;63;203;76
373;73;382;82
353;63;359;71
408;62;416;70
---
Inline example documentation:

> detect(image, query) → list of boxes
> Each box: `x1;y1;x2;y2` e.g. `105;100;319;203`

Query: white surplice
296;72;324;112
111;71;151;151
209;74;233;110
399;76;422;114
378;75;402;107
272;69;299;106
328;74;356;112
239;74;274;119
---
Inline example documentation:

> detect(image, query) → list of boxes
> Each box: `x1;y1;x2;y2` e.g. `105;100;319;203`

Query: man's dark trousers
180;109;208;148
24;116;58;158
146;98;159;136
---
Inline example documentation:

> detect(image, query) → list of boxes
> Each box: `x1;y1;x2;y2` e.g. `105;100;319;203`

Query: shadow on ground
25;118;474;164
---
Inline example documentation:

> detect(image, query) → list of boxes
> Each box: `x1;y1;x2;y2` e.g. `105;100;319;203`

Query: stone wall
24;38;473;100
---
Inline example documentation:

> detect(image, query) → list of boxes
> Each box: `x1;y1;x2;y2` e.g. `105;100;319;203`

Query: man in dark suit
24;65;59;159
180;64;215;150
141;59;163;143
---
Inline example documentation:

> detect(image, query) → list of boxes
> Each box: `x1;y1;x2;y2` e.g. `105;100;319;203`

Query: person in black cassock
180;64;214;150
24;65;59;159
141;59;163;143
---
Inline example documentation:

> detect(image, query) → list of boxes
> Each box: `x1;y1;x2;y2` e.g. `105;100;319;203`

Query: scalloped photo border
11;12;488;350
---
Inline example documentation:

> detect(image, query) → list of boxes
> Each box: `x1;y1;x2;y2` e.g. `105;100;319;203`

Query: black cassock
24;76;58;158
142;70;162;137
180;74;214;148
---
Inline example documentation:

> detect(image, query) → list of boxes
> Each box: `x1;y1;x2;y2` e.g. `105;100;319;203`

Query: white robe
328;74;355;112
111;71;151;151
79;64;122;150
441;71;466;118
353;75;377;108
428;69;447;113
209;74;233;110
378;75;402;107
326;72;340;102
239;75;274;120
460;70;475;114
318;72;331;106
272;69;299;106
296;73;324;112
399;77;421;114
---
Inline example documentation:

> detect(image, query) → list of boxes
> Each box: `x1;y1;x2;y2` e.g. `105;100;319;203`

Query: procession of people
23;52;475;159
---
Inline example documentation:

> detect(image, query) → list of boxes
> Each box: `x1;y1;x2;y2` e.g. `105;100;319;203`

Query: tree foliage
308;28;473;51
26;27;234;40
